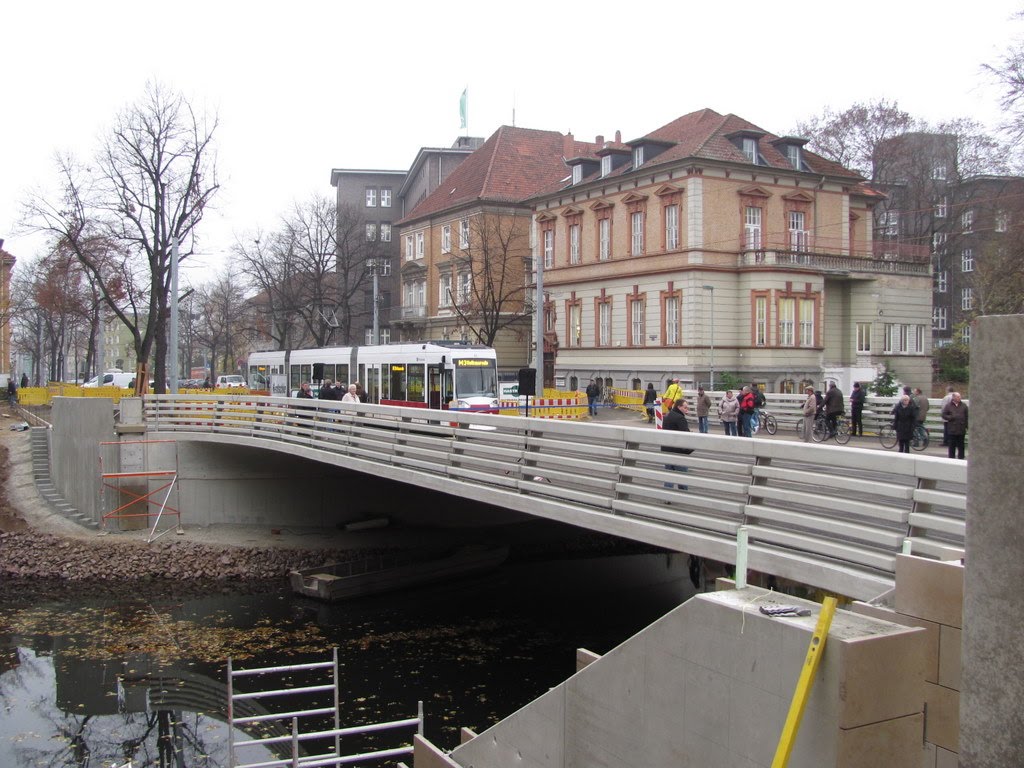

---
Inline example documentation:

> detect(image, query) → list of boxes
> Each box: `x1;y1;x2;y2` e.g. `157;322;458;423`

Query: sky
1;0;1021;288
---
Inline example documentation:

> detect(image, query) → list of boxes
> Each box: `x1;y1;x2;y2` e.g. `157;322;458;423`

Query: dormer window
786;144;801;170
601;155;612;177
633;146;644;167
572;165;582;184
742;138;758;164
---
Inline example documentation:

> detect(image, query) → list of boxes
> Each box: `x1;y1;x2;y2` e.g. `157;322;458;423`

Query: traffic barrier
655;403;663;429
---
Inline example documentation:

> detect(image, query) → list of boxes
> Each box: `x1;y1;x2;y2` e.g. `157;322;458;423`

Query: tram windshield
454;359;497;399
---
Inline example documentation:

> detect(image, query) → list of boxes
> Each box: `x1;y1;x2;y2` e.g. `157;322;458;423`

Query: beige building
0;243;13;381
528;109;933;394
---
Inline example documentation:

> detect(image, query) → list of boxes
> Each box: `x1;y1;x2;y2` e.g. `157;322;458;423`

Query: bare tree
445;212;530;346
194;269;248;384
22;81;219;393
334;202;380;345
984;16;1024;149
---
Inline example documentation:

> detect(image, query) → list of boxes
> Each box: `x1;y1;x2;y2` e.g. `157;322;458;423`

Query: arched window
631;377;642;391
799;378;815;392
780;379;796;394
569;376;578;391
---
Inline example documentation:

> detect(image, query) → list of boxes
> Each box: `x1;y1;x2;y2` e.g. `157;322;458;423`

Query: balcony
398;305;426;320
737;239;930;277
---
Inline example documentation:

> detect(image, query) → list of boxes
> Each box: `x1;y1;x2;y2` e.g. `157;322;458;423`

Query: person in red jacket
738;386;757;437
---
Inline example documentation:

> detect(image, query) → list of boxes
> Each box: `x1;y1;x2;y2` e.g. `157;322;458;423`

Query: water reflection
0;551;697;767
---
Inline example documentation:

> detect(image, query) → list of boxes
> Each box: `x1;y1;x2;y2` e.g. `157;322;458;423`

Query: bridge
132;394;967;601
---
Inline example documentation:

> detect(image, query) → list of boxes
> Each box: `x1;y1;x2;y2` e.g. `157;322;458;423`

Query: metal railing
144;394;967;601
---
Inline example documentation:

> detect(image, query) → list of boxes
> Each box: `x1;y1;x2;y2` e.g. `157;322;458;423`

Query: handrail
143;394;967;601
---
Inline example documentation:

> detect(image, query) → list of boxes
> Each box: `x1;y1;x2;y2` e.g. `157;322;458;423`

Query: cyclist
912;387;930;443
823;382;844;437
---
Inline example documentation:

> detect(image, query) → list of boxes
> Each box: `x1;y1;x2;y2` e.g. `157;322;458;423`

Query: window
933;307;948;331
415;231;424;258
856;322;872;353
962;210;974;233
742;137;758;163
569;302;582;347
459;219;470;249
365;223;376;241
779;298;795;346
799;298;815;347
899;324;909;353
915;325;925;353
380;188;392;208
379;258;391;276
962;324;971;344
962;287;973;310
572;165;582;184
365;188;377;207
881;210;899;236
601;155;612;177
630;298;645;346
665;295;680;345
932;232;947;252
599;218;611;260
786;145;801;170
569;224;580;264
935;197;947;218
745;206;762;250
405;235;414;260
598;301;612;346
380;223;391;242
789;211;808;251
459;272;472;304
665;204;679;250
883;323;894;353
754;294;767;346
996;210;1009;233
931;164;947;180
441;225;451;253
936;270;948;292
631;211;644;255
961;249;974;272
633;146;644;167
543;229;554;268
439;274;452;307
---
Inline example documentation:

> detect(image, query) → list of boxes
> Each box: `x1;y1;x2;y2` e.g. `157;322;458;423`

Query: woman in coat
717;390;739;436
891;394;917;453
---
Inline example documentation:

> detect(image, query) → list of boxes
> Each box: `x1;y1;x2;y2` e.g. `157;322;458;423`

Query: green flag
459;88;467;130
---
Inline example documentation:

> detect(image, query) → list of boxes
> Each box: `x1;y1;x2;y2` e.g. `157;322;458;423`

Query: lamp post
702;285;715;390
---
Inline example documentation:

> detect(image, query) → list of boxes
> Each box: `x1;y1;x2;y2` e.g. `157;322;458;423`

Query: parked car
82;371;135;388
215;375;247;389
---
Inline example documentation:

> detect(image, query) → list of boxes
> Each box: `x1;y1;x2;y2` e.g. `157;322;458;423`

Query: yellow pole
770;596;838;768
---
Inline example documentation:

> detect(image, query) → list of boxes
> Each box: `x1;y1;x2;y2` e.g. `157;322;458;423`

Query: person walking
319;380;338;401
823;382;844;437
912;387;930;443
6;377;16;406
695;386;712;434
718;390;739;436
585;379;600;416
660;399;692;490
20;372;28;390
341;384;360;403
296;382;314;399
661;378;683;414
941;392;968;460
801;385;817;442
849;382;865;436
354;381;368;402
738;386;756;437
642;383;657;424
939;385;955;446
892;394;917;453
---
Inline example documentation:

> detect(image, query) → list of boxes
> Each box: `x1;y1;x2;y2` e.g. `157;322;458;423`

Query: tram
247;341;500;411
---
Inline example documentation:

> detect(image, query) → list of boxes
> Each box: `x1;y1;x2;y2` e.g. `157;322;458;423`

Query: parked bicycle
879;422;929;451
751;408;777;435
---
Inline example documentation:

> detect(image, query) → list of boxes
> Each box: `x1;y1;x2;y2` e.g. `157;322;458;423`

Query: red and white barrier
655;403;664;429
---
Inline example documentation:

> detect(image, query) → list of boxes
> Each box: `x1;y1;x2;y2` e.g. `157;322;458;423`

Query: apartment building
527;108;933;393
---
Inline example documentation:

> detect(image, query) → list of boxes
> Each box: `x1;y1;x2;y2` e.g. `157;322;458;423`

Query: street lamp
702;285;715;390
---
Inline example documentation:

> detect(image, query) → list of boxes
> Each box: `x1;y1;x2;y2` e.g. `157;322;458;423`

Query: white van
215;374;247;389
82;371;135;388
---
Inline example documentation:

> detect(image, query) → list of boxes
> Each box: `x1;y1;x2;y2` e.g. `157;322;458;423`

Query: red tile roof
399;126;600;225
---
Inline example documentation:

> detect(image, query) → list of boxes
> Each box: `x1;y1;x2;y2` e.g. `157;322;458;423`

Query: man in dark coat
941;392;968;460
891;394;917;453
849;382;865;436
585;379;599;416
642;383;657;423
661;399;692;490
823;382;844;437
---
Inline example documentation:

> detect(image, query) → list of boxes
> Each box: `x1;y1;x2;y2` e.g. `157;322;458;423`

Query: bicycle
879;422;929;451
812;413;851;444
755;408;777;435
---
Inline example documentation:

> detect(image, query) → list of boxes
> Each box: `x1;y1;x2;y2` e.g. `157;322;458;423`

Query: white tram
247;342;500;411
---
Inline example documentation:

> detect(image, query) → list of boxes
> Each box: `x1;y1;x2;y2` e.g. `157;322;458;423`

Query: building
527;108;933;394
0;242;14;382
394;127;600;378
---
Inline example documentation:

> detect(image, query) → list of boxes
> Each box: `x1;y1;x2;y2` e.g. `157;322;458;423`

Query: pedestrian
319;379;338;401
341;384;360;403
750;384;766;434
660;398;692;490
941;392;968;460
354;381;367;402
940;385;955;446
738;386;756;437
849;382;865;436
718;390;739;435
892;394;917;453
913;387;930;439
662;378;683;414
823;382;844;437
695;386;712;434
642;383;657;424
20;372;28;389
203;376;211;389
801;385;817;442
6;377;16;406
585;379;600;416
296;381;314;399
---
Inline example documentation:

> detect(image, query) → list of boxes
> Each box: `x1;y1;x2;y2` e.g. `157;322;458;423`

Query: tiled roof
399;126;600;225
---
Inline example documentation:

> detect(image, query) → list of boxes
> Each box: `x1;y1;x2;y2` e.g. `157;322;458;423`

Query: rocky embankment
0;530;370;582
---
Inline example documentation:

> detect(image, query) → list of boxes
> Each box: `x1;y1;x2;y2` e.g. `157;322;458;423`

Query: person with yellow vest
662;378;683;414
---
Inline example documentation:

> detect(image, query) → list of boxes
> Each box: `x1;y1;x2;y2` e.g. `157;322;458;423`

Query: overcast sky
2;0;1020;286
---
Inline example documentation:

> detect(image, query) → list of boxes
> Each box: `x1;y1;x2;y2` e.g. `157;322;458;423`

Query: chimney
563;132;574;157
596;134;604;145
615;130;622;143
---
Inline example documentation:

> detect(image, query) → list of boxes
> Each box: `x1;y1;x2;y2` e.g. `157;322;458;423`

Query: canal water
0;535;699;767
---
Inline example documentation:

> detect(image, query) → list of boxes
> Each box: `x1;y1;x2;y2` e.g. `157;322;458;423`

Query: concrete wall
51;396;117;523
445;587;926;768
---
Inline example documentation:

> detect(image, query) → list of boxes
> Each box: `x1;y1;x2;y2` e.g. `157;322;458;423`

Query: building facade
528;109;933;394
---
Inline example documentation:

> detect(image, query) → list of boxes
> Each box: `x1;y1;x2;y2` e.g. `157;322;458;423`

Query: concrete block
921;740;937;767
850;600;941;683
836;712;924;768
683;663;731;747
895;555;963;628
938;625;961;691
935;745;959;768
413;735;460;768
576;648;600;672
924;682;959;753
835;630;926;728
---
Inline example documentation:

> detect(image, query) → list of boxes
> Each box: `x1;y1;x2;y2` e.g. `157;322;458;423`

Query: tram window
379;367;389;400
323;364;335;383
389;364;406;401
407;364;425;403
454;361;497;398
290;366;301;392
336;364;348;386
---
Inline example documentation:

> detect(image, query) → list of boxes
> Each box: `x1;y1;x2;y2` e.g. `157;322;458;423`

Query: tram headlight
490;398;499;408
457;399;470;410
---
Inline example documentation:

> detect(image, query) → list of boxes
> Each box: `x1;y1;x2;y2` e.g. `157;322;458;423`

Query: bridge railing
144;394;966;601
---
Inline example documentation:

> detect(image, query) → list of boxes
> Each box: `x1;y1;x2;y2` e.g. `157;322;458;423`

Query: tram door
428;364;442;409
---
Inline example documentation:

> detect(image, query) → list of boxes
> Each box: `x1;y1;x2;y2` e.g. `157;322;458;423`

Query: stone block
850;600;940;683
895;555;963;628
835;629;926;728
921;740;937;767
836;712;924;768
576;647;600;672
924;682;959;753
938;625;961;691
935;745;959;768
